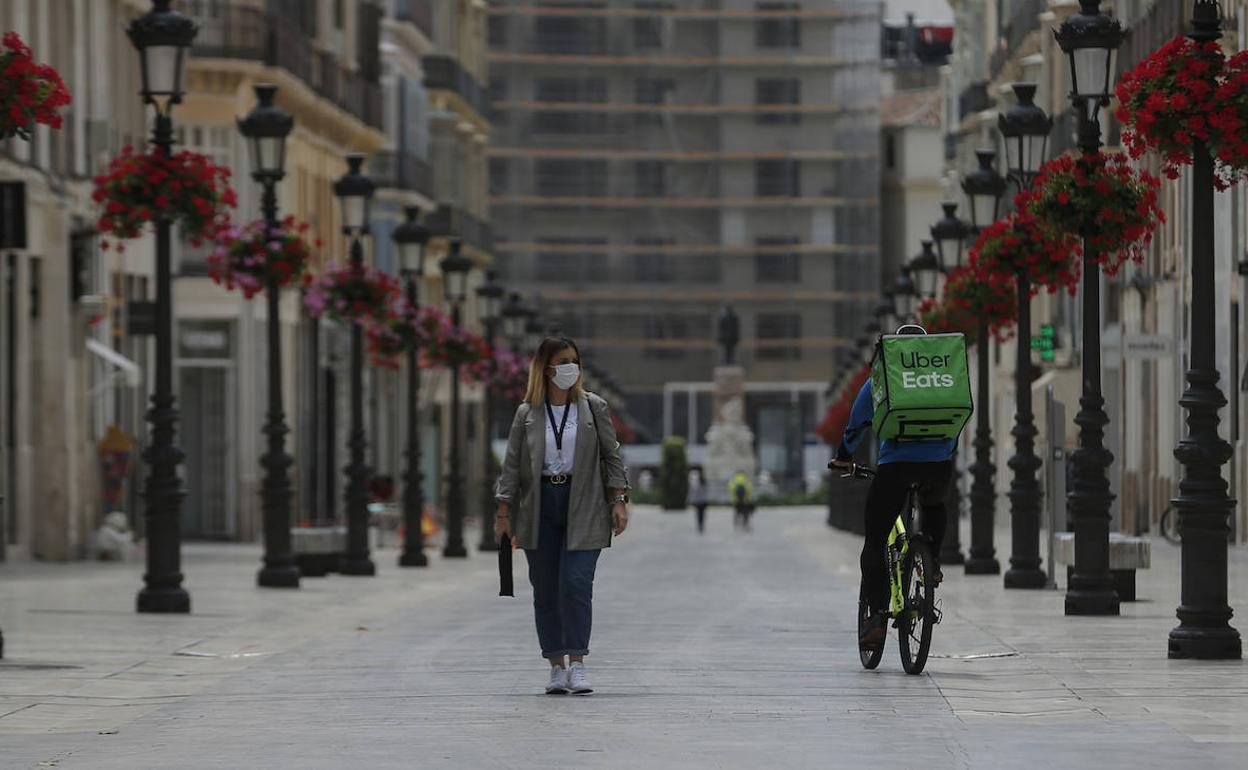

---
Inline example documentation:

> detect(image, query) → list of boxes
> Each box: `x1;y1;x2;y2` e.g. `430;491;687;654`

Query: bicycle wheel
1160;506;1181;545
897;541;936;675
857;601;884;670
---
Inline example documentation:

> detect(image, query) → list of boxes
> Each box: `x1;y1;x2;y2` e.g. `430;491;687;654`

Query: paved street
2;505;1246;769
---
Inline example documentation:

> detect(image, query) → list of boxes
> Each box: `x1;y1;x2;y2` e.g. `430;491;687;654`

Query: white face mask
550;363;580;390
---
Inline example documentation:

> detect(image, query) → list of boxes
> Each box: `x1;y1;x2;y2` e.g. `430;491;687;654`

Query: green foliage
658;436;690;510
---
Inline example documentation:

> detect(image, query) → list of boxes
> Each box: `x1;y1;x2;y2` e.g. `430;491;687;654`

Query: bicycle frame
885;488;918;616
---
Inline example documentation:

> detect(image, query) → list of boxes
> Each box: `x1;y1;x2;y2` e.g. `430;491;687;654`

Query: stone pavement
1;505;1246;769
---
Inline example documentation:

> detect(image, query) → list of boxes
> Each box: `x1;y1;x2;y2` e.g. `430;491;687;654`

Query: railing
184;1;383;130
369;149;434;196
958;81;992;120
394;0;434;37
422;55;492;122
425;205;495;254
1118;0;1239;78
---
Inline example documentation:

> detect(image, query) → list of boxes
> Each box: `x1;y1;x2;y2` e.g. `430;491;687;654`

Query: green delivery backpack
870;333;973;441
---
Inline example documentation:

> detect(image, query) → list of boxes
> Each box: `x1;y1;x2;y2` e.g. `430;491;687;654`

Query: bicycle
840;463;941;675
1158;504;1181;545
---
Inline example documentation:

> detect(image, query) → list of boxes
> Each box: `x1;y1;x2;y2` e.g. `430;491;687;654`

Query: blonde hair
524;336;585;404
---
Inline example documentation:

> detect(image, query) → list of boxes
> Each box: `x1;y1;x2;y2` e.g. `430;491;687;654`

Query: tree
659;436;690;511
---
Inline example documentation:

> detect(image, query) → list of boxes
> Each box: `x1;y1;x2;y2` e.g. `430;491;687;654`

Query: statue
716;304;740;366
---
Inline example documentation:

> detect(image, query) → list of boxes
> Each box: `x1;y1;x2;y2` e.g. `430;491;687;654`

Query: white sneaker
568;662;593;695
545;666;569;695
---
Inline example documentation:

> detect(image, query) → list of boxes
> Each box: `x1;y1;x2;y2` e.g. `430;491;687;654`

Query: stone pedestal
704;366;757;498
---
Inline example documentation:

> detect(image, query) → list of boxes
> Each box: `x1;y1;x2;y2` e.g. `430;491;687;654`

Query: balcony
426;205;495;256
370;149;434;197
394;0;434;38
184;1;382;130
423;55;492;122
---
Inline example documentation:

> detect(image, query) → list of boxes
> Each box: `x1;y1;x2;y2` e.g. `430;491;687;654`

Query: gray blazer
495;391;630;551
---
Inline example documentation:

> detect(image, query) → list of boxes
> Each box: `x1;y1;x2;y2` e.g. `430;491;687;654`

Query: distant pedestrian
494;336;631;696
729;470;753;531
689;468;709;533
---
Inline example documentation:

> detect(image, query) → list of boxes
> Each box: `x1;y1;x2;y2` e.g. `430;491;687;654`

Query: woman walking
494;337;631;695
689;468;709;533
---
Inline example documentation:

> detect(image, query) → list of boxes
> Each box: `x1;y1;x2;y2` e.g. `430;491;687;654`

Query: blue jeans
525;479;601;658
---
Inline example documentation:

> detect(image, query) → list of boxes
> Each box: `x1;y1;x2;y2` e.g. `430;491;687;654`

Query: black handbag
498;534;514;597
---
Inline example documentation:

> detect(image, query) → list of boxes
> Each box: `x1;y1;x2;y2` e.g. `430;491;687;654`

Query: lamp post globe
1054;0;1125;127
960;149;1007;232
909;241;943;300
440;240;474;559
394;207;431;568
239;84;299;589
892;267;918;321
238;83;291;183
334;154;377;577
130;0;198;614
502;292;528;353
998;83;1053;191
930;201;969;270
127;0;197;113
524;312;544;355
476;270;506;552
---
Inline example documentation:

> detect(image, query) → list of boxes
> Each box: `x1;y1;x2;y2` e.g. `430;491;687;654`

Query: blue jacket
840;381;955;465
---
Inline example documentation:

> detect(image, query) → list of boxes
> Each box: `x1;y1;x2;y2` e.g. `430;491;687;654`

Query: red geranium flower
0;32;71;141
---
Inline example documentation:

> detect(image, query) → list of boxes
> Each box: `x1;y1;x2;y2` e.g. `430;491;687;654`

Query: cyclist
831;324;955;651
729;470;753;531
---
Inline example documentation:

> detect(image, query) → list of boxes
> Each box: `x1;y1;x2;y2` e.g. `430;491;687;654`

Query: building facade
942;0;1248;541
487;0;882;489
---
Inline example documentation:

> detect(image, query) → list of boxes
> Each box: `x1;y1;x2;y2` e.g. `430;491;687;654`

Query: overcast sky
882;0;954;24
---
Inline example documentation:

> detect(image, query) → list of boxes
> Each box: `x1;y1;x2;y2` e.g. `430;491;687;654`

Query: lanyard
545;399;572;458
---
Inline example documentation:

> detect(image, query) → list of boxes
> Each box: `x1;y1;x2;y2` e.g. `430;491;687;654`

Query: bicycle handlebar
828;461;876;481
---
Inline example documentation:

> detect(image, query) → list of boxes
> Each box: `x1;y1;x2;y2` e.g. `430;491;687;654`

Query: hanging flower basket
92;145;237;250
208;216;319;298
365;299;421;369
0;32;70;141
489;347;530;404
303;262;401;327
969;210;1080;295
920;265;1018;343
1116;34;1248;188
1021;153;1164;276
418;306;491;373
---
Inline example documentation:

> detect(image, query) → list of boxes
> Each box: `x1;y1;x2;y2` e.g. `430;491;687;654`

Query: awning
86;338;142;388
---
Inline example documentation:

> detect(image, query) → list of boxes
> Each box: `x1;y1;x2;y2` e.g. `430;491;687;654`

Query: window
755;346;802;361
635;160;667;196
885;133;896;170
756;313;802;339
634;3;672;48
534;78;608;134
634;252;672;282
536;159;608;197
634;77;674;127
535;237;607;281
488;15;508;46
755;159;800;197
535;4;607;54
755;2;801;48
755;78;801;125
489;158;509;196
755;238;801;282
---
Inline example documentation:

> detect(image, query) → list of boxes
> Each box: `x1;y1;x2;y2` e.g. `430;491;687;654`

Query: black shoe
858;611;887;649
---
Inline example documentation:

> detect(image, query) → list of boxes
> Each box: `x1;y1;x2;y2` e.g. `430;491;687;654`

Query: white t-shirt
543;401;578;476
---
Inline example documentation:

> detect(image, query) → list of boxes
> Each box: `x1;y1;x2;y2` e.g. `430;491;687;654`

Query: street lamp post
440;240;474;558
908;241;943;301
476;271;505;552
961;151;1007;574
334;154;377;576
393;207;431;568
891;266;918;322
930;201;972;567
129;0;197;614
239;84;299;588
1056;0;1123;614
1169;1;1241;658
998;82;1053;590
501;292;528;355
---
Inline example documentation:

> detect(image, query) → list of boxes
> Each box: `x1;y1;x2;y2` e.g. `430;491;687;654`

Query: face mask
550;363;580;390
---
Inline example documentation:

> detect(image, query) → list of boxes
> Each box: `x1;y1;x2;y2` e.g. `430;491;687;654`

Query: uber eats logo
899;351;955;389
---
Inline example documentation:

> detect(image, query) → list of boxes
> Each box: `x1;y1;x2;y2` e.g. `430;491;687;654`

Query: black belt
542;474;571;485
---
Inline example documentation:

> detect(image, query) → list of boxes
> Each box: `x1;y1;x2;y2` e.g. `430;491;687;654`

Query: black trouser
694;504;707;532
860;461;953;614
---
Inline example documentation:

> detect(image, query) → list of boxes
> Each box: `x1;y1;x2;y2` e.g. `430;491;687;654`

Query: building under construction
487;1;882;483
